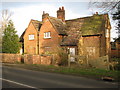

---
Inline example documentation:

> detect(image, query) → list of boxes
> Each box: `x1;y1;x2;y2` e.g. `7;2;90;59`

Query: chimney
96;12;98;15
42;11;49;22
57;6;65;22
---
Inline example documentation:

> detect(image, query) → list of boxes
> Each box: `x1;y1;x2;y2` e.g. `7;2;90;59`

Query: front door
69;48;75;62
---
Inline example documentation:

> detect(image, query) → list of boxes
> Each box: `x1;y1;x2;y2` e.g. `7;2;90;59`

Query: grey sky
1;1;118;41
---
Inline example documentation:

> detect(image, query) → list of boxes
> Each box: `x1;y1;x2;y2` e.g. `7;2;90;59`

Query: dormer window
44;32;51;39
29;34;34;40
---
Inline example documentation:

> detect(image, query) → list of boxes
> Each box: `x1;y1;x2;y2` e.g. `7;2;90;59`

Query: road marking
0;78;37;89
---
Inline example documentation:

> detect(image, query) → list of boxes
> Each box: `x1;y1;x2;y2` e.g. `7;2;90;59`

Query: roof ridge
65;14;105;21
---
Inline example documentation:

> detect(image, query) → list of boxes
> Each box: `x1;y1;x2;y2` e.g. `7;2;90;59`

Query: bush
114;63;120;70
58;48;68;66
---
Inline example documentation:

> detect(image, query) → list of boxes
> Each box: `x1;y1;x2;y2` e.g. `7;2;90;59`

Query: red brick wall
1;53;52;65
1;53;21;63
41;55;52;65
24;54;52;65
111;49;120;58
39;18;62;54
23;20;38;54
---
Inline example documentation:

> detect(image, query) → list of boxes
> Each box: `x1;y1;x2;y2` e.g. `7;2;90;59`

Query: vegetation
81;15;104;35
2;20;21;53
111;57;120;70
57;48;68;66
3;63;120;82
89;1;120;38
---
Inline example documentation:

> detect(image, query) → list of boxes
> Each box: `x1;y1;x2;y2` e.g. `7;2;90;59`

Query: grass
3;63;120;82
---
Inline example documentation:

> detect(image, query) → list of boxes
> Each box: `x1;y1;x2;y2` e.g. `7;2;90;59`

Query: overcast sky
1;0;118;41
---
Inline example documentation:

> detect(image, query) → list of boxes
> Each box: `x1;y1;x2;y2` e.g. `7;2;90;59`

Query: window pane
29;35;34;40
44;32;51;38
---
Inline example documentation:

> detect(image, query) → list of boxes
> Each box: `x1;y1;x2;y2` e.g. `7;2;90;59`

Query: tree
2;20;21;53
112;4;120;37
1;9;13;31
0;9;13;53
89;1;120;13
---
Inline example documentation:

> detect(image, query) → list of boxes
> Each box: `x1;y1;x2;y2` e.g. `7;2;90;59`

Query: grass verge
3;63;120;82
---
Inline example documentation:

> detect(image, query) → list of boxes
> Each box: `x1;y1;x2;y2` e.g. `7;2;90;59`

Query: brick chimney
57;6;65;22
42;11;49;22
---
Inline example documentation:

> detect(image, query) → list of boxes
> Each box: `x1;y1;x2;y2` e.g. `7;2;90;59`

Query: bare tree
89;1;120;38
89;1;120;13
0;9;13;31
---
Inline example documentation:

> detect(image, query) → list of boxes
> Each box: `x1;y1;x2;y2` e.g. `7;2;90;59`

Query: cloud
10;3;89;36
10;4;56;36
5;2;117;41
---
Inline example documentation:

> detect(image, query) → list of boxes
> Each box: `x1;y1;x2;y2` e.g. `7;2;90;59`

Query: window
29;34;34;40
69;48;75;62
86;47;95;56
44;32;51;38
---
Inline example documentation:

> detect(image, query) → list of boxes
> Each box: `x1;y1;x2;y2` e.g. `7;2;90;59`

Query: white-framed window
69;48;75;62
44;32;51;38
29;34;34;40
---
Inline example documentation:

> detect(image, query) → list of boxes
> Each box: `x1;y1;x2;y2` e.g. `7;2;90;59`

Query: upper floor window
29;34;34;40
44;32;51;39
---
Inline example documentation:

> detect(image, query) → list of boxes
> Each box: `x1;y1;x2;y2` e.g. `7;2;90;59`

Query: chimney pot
42;12;49;22
57;6;65;22
59;7;61;10
96;12;98;15
43;11;45;14
62;6;64;10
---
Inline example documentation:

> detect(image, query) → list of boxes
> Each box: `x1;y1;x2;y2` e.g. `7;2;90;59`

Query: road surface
2;66;119;89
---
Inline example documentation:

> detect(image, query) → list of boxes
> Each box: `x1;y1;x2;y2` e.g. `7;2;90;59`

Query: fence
69;55;110;70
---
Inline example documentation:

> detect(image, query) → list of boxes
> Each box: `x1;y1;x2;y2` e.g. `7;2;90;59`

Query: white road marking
0;78;37;89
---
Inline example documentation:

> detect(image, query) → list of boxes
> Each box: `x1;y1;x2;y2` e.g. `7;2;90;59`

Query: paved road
2;66;119;89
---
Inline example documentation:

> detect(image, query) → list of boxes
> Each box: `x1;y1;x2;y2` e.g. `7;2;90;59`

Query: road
2;66;119;89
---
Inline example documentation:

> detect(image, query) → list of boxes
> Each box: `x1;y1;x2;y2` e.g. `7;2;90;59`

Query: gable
23;21;38;39
39;17;58;35
22;20;42;39
48;17;66;35
31;20;42;31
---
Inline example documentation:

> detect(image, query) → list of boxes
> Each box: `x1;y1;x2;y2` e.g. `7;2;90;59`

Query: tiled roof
31;19;42;31
48;16;67;35
20;28;26;42
20;19;42;42
20;14;107;46
61;14;106;46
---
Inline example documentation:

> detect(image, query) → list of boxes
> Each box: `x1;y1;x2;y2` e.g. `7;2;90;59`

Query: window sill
44;37;51;39
29;39;34;41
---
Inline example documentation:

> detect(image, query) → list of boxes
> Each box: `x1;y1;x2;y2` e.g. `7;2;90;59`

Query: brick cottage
20;6;111;64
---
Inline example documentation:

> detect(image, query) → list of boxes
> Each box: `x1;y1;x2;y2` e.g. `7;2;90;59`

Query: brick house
21;6;111;63
111;37;120;58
